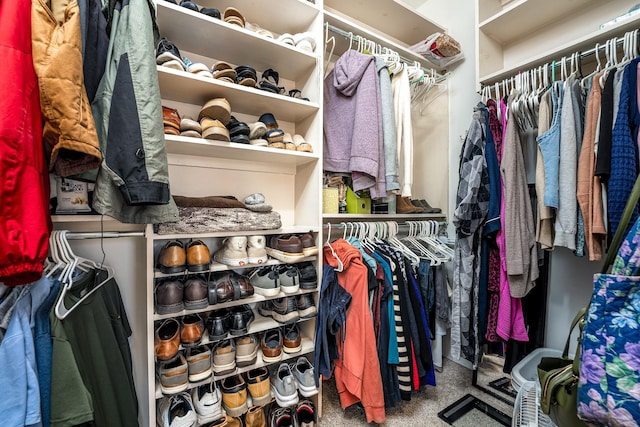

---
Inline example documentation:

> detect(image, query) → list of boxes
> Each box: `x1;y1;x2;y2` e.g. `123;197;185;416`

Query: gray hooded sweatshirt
323;50;383;193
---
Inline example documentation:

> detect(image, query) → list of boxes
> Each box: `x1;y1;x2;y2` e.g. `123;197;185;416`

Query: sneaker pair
269;399;317;427
258;295;316;324
158;346;213;394
250;264;299;296
266;233;316;264
218;368;272;419
214;236;268;267
271;357;318;408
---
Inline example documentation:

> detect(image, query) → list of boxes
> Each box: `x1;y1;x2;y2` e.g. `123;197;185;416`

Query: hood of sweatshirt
323;238;363;269
333;50;376;97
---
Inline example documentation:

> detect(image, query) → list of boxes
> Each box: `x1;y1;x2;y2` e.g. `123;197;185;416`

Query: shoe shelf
154;336;315;399
153;288;317;321
156;2;319;82
164;135;319;166
150;226;321;241
194;0;321;34
175;313;315;351
157;67;320;123
153;256;318;279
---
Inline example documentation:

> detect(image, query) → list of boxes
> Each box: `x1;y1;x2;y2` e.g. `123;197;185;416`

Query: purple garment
323;50;383;192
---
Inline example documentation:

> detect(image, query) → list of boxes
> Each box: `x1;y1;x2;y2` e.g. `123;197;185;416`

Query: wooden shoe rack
146;0;324;424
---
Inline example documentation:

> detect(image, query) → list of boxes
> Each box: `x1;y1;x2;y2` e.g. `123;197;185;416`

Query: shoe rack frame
146;0;325;424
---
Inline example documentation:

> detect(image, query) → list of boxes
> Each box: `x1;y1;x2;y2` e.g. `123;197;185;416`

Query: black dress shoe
229;305;255;336
206;308;231;341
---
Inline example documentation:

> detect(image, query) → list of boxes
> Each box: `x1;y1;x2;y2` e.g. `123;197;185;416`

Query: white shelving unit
147;0;324;424
477;0;640;84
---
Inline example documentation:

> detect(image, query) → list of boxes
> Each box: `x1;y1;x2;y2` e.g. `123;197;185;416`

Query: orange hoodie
323;239;385;423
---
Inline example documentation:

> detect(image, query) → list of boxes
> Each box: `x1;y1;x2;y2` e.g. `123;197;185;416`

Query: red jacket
324;239;385;423
0;0;50;286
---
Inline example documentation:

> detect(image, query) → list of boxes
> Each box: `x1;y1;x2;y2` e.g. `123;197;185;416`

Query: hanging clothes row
316;221;452;423
323;24;447;201
0;230;138;427
453;29;640;369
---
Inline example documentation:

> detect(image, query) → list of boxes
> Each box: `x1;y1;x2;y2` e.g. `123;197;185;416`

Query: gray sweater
502;106;539;297
376;57;400;193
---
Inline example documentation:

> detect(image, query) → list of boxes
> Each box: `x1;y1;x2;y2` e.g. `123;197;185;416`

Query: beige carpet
319;357;514;426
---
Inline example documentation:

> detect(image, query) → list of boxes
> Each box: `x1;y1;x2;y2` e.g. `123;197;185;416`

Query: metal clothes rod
325;22;447;82
481;31;633;89
66;231;145;240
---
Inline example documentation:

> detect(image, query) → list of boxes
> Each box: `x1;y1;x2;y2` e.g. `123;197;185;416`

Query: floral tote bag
578;217;640;426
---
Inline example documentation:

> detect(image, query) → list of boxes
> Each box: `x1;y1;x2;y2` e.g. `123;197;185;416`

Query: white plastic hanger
55;230;115;319
323;22;336;79
324;223;344;272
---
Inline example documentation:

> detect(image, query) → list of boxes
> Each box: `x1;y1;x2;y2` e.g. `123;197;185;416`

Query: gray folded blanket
155;207;282;235
173;195;245;209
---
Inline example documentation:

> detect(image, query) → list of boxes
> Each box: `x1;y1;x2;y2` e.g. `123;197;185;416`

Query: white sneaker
156;392;197;427
247;235;268;264
214;236;248;266
190;383;225;425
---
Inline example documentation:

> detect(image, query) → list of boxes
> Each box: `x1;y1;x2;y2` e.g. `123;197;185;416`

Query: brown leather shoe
298;232;318;256
184;276;208;310
180;314;205;347
155;279;184;315
209;271;253;304
186;239;211;272
163;105;181;131
157;240;187;274
283;323;302;353
396;195;421;214
208;274;235;305
261;328;283;363
266;235;305;263
155;318;181;362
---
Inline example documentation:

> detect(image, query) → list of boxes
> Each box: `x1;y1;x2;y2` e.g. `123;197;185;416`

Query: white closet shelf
176;314;315;351
152;225;321;241
163;135;319;167
324;9;445;71
324;0;446;46
157;67;320;122
191;0;320;33
153;288;317;321
479;0;606;45
156;2;318;81
154;336;315;399
323;213;446;220
153;256;318;279
479;11;640;84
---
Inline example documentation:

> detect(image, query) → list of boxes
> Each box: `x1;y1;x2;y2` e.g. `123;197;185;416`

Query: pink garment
496;98;529;342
